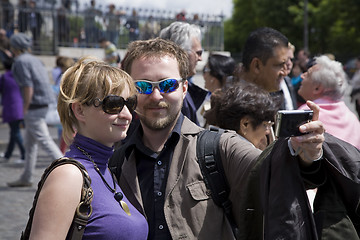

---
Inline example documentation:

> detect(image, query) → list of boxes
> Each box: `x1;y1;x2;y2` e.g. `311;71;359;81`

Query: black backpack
109;127;238;239
197;127;239;239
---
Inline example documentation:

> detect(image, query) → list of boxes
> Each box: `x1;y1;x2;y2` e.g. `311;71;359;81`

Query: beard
137;100;182;130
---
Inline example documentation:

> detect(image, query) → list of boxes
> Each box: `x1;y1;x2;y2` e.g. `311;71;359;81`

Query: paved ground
0;125;59;240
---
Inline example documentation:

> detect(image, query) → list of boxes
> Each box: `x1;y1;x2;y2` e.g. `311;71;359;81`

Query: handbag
20;157;93;240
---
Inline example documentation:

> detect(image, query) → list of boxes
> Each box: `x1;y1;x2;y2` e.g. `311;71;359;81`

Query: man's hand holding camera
289;101;325;166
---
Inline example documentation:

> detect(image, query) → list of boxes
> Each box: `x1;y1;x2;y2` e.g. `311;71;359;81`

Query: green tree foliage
225;0;360;61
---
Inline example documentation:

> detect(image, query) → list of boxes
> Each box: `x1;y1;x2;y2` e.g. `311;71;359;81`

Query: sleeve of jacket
320;133;360;236
218;132;263;239
260;138;319;240
259;133;360;239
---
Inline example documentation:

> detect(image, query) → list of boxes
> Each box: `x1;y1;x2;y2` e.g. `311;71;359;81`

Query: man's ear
182;79;188;100
71;102;86;123
249;58;262;74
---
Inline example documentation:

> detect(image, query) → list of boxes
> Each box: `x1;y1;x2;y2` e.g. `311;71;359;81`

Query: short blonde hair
57;56;136;144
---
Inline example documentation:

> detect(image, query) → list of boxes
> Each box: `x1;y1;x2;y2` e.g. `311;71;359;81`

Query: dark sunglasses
134;78;183;95
89;95;137;114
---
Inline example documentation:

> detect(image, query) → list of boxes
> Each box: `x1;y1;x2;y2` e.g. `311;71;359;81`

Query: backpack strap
197;127;239;239
21;157;93;240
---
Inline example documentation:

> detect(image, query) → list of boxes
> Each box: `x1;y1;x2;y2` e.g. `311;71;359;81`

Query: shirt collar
124;113;184;154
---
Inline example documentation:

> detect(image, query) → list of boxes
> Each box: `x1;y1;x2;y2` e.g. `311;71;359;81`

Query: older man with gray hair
298;55;360;149
159;21;208;126
7;33;62;187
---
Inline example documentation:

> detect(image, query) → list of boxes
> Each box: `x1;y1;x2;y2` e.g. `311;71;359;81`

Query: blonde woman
28;57;148;239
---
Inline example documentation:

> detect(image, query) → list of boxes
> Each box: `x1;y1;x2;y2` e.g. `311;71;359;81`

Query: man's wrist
288;139;298;156
287;139;323;162
312;148;323;162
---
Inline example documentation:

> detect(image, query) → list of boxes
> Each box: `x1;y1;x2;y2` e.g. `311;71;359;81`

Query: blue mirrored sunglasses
134;78;183;95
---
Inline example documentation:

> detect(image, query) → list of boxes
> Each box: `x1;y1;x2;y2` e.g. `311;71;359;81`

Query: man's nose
149;87;163;100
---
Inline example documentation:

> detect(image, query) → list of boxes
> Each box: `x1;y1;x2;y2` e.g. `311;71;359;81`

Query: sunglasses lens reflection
135;81;153;94
159;79;179;93
135;79;180;95
103;95;124;114
125;95;137;111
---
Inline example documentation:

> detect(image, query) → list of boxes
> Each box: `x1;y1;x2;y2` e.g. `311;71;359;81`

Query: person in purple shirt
0;56;25;162
28;57;148;239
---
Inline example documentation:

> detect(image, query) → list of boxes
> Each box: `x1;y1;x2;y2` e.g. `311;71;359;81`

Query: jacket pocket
187;181;211;201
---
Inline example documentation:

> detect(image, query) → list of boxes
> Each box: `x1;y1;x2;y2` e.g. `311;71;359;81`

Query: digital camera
275;110;314;138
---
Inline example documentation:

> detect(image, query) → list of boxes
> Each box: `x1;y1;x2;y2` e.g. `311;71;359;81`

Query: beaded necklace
76;145;131;216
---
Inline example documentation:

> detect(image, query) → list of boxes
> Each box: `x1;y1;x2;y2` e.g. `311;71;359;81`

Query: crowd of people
0;0;212;51
0;15;359;240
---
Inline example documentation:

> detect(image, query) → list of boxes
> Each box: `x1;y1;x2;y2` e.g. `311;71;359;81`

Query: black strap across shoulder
21;157;93;240
197;126;239;239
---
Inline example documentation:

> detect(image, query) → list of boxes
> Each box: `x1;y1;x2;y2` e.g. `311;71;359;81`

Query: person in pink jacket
298;55;360;149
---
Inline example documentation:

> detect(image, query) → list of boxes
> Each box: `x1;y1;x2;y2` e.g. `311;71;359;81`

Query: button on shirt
126;114;184;240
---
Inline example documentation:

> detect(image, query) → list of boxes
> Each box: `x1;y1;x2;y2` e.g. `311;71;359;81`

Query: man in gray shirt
7;33;62;187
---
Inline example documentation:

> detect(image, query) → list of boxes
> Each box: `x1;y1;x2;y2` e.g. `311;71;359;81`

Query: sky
97;0;233;19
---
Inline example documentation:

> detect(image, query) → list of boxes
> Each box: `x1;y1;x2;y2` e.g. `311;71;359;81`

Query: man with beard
109;38;326;239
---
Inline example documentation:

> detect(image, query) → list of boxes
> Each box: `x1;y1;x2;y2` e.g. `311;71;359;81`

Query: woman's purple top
0;70;23;123
65;134;148;240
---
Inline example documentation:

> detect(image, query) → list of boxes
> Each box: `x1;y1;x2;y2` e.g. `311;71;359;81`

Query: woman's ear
239;116;251;136
71;102;86;123
313;83;324;95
